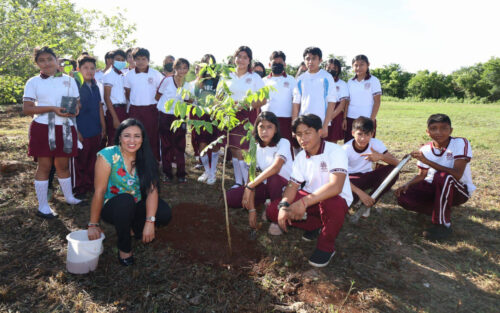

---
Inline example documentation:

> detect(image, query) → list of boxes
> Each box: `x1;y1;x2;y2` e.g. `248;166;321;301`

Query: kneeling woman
226;112;292;229
87;119;171;266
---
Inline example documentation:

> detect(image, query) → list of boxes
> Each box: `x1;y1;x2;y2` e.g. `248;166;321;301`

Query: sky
72;0;499;74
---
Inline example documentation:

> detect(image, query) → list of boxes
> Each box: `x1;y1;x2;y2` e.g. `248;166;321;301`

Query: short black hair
77;55;96;68
270;51;286;62
292;114;322;133
427;113;452;127
253;111;281;147
132;47;150;60
163;55;175;66
327;58;342;75
125;48;134;56
104;51;114;60
34;46;57;63
252;61;265;77
352;116;374;133
201;54;216;64
303;47;322;59
112;49;126;59
173;58;190;70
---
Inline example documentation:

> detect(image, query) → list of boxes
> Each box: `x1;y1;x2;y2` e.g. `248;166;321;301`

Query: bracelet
301;198;307;208
145;220;155;224
248;209;256;213
245;184;255;191
278;201;290;209
279;206;291;212
87;222;99;227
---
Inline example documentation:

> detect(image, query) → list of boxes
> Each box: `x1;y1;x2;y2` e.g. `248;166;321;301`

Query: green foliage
451;64;489;98
481;57;500;101
0;75;24;104
371;64;414;98
407;70;455;99
322;54;352;81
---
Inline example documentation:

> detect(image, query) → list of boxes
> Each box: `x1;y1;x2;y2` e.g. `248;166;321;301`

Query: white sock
210;151;219;176
232;158;243;185
200;154;210;173
58;177;81;205
34;180;52;214
239;160;249;185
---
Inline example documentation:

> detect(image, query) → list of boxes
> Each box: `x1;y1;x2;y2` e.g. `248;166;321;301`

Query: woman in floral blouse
87;118;171;266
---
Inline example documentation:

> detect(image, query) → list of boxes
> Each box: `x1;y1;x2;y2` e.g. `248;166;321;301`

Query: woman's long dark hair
253;111;281;147
114;118;160;198
233;46;253;72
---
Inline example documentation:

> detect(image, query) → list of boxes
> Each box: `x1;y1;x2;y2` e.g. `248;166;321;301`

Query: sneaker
177;177;187;184
36;210;58;219
198;172;209;182
206;174;216;185
361;207;371;218
268;222;283;236
117;252;134;266
230;183;242;189
423;225;452;242
193;163;204;170
308;249;336;267
302;228;321;242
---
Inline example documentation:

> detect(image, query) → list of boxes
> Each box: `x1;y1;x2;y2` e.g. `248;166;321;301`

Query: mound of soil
155;203;264;267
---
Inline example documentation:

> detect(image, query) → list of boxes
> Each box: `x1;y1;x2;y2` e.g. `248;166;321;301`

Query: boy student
325;59;349;143
124;47;164;160
261;51;297;144
343;117;399;216
123;48;136;74
396;114;475;241
103;49;128;146
162;55;175;77
73;55;106;197
292;47;339;142
266;114;352;267
94;51;113;84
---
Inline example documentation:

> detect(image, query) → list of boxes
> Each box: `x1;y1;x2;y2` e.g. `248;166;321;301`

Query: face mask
113;60;126;71
255;70;265;78
328;70;337;77
271;63;284;75
164;63;174;72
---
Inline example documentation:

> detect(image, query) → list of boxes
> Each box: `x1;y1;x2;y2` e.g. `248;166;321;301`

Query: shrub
0;75;24;104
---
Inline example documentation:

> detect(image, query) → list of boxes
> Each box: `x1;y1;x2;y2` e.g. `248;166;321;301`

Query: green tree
371;64;414;98
407;70;454;99
451;64;489;98
322;53;351;81
481;57;500;101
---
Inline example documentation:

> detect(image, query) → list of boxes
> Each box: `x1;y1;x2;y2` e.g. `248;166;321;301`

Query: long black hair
114;118;160;197
352;54;371;80
253;111;281;147
233;46;253;72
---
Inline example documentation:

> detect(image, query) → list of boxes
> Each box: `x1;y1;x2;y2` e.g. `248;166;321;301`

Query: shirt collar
305;139;326;158
267;72;287;78
39;70;62;79
113;67;123;75
135;66;149;74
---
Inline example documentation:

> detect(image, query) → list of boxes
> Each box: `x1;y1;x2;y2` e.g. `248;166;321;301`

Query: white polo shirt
418;137;475;195
222;72;264;102
156;76;190;114
23;74;80;126
334;78;349;102
261;74;297;118
342;138;388;174
346;75;382;119
290;140;353;205
292;69;338;123
256;138;293;180
124;67;163;106
103;68;127;105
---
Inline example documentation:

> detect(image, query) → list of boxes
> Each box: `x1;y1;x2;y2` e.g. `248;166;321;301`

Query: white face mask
114;60;127;71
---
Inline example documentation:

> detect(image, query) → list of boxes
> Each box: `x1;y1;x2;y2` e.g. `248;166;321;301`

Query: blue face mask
114;60;127;71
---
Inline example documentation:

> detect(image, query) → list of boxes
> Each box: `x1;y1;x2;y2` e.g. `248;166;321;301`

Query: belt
113;103;127;108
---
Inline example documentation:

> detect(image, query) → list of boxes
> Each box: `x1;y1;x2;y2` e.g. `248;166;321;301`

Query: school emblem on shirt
283;82;290;88
320;161;328;172
148;77;154;84
63;80;71;87
446;151;453;160
364;82;371;89
245;77;252;84
336;86;340;92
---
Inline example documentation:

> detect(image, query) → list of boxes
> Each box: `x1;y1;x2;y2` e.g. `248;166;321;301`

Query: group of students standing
22;45;475;267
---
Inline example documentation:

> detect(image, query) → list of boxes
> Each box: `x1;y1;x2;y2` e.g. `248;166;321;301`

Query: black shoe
308;249;336;267
36;211;58;219
302;228;321;242
118;252;134;266
163;176;173;183
423;225;452;242
177;177;187;183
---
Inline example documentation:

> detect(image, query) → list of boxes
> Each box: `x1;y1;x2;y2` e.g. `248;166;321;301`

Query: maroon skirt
228;110;254;150
327;102;344;142
28;121;78;159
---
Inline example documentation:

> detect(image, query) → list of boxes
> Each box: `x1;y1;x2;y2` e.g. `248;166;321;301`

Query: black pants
101;193;172;253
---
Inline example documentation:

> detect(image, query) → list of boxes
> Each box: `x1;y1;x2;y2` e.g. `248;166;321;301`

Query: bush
0;75;24;104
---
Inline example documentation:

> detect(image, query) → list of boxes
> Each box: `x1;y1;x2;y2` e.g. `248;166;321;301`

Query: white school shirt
417;137;475;195
223;72;264;102
94;70;104;84
103;68;127;105
342;138;388;174
290;141;353;205
23;74;80;126
261;74;297;118
346;75;382;119
256;138;293;180
292;69;338;123
124;67;164;106
156;76;190;114
333;78;349;102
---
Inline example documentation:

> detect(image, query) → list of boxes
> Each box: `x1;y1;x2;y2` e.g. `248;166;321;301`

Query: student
396;114;475;241
267;114;351;268
219;46;265;188
123;48;136;74
103;49;129;147
343;117;399;216
292;47;338;142
73;55;106;197
325;59;349;143
124;47;164;161
22;46;82;219
226;112;292;229
261;51;296;145
162;55;175;77
344;55;382;142
156;58;191;183
94;51;113;84
295;62;307;78
252;61;266;78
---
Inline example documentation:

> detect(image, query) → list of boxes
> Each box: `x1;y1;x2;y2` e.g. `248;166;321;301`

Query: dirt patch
155;203;264;267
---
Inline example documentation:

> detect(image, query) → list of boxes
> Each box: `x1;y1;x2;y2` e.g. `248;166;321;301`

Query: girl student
220;46;266;188
226;111;292;230
344;55;382;142
325;58;349;143
22;46;82;219
155;58;191;183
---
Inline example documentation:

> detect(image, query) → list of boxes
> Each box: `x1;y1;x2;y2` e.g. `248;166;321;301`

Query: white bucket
66;230;105;274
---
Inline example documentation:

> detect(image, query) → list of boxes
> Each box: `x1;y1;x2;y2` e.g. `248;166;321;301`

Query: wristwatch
146;216;156;223
278;201;291;212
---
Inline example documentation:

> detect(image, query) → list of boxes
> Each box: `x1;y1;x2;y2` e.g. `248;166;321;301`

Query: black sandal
118;252;134;266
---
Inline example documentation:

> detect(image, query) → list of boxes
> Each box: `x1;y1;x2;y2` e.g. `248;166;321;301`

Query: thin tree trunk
221;128;232;256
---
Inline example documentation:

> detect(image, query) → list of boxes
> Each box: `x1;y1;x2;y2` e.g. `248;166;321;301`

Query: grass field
0;101;499;312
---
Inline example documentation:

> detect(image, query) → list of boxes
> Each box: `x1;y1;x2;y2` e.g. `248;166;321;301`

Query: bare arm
292;102;300;121
412;150;468;181
125;88;131;102
247;158;285;189
370;94;381;120
23;100;76;118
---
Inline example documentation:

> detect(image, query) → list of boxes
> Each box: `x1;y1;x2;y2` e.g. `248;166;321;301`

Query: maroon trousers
326;102;344;143
74;134;101;194
129;105;159;160
349;164;397;205
105;106;128;146
397;171;469;226
344;118;377;142
226;174;287;208
159;113;186;179
267;190;348;253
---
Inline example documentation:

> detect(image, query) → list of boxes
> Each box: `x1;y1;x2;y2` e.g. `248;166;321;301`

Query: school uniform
343;138;397;205
345;75;382;141
103;67;129;146
124;67;163;160
327;78;349;142
74;80;103;194
397;137;475;227
226;138;293;208
266;140;352;253
156;76;190;179
262;73;297;144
